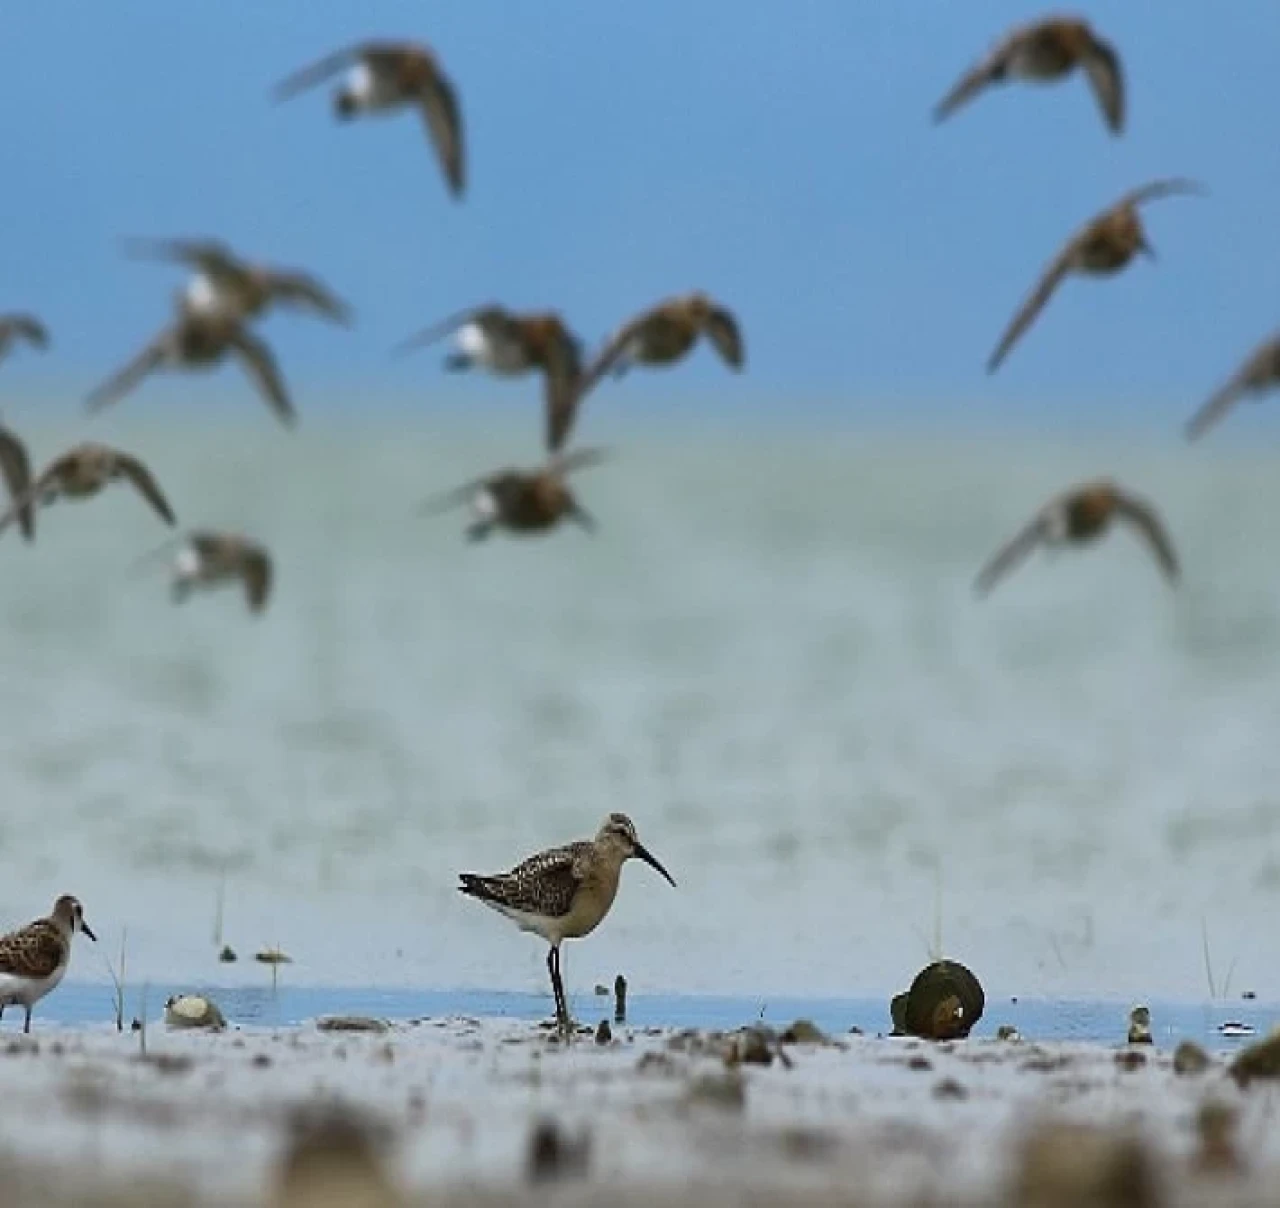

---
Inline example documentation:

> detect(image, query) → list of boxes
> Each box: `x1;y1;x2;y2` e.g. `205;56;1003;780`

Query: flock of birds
2;13;1280;1032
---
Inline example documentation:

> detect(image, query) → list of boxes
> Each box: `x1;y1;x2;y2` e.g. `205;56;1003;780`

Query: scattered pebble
217;945;237;964
1011;1121;1162;1208
255;948;293;965
595;1020;612;1045
1173;1040;1211;1076
316;1016;389;1035
525;1118;591;1184
996;1025;1023;1043
593;984;609;996
1115;1049;1146;1072
933;1077;968;1100
1230;1027;1280;1086
164;995;227;1032
685;1070;747;1112
780;1018;829;1046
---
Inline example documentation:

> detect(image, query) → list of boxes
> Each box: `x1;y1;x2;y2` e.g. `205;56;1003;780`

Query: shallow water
2;408;1280;1007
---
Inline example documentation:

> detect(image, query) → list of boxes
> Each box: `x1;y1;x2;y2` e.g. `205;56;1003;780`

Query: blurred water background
2;403;1278;1010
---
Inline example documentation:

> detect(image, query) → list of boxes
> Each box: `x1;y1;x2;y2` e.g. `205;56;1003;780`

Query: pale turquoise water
1;406;1279;1008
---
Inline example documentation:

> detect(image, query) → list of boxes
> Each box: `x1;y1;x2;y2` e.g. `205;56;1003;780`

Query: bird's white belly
485;900;563;944
471;488;499;523
458;324;528;375
0;965;64;1008
345;62;402;111
184;274;224;314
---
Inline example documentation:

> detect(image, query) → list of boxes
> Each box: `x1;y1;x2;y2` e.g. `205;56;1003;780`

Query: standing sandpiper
459;813;676;1035
0;895;96;1033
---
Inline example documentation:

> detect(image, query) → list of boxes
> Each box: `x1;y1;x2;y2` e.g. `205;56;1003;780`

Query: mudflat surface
0;1013;1275;1207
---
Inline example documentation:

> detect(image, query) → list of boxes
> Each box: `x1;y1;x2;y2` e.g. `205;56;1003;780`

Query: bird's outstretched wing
271;42;380;102
1113;491;1179;583
84;329;173;413
933;27;1021;123
973;511;1048;596
391;304;505;358
704;303;745;369
0;313;50;348
228;327;295;427
235;544;274;613
115;453;177;526
986;241;1078;374
548;446;610;479
544;337;585;454
418;469;518;518
1082;38;1125;134
1185;333;1280;442
1114;177;1207;213
121;236;239;275
0;428;34;543
265;271;353;325
573;313;651;406
418;71;465;198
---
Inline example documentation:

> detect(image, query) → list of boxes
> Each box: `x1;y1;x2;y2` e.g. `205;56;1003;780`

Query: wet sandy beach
3;1010;1278;1207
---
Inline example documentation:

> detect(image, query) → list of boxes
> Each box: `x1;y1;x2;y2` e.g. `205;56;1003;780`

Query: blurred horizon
4;1;1280;441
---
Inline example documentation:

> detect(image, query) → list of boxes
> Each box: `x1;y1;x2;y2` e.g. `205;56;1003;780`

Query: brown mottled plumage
934;17;1124;134
975;479;1179;597
272;40;465;198
987;178;1206;374
1185;331;1280;442
459;813;676;1033
170;531;274;614
564;292;744;450
0;442;176;539
393;304;583;453
0;895;96;1034
0;427;34;543
421;447;608;541
0;314;49;365
122;236;352;326
85;309;296;427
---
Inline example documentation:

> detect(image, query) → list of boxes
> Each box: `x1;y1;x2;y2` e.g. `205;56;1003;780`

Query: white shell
164;993;225;1029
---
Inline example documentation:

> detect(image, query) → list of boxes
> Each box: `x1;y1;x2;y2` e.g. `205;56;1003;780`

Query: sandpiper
158;530;275;613
986;177;1206;374
393;305;584;453
0;426;34;542
566;293;744;443
272;40;465;199
1184;331;1280;442
974;479;1179;596
420;447;607;541
0;314;49;365
934;16;1124;134
459;813;676;1034
0;442;176;539
0;895;96;1033
122;236;352;327
85;309;296;427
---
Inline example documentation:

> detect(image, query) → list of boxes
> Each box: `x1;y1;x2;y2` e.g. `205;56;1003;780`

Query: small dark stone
1230;1030;1280;1087
595;1020;612;1045
252;1053;272;1069
780;1019;828;1045
218;945;237;964
1242;990;1257;1001
1173;1040;1210;1076
526;1119;590;1184
933;1077;968;1100
907;1055;933;1071
1115;1049;1146;1071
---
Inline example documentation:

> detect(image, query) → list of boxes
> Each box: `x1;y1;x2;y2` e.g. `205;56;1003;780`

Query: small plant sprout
102;928;128;1033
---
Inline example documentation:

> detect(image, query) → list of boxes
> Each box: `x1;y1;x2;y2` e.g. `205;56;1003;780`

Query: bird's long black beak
570;503;597;534
81;920;97;942
634;842;676;888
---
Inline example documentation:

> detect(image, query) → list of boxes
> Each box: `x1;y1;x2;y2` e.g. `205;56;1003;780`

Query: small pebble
593;984;609;996
218;945;237;964
255;948;292;965
1115;1049;1146;1071
1173;1040;1211;1076
933;1077;968;1100
595;1020;612;1045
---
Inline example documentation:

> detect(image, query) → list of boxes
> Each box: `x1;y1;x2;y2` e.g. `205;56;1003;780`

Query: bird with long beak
459;814;676;1035
121;236;352;328
392;304;583;454
420;447;607;542
987;178;1206;374
934;16;1125;135
272;40;464;199
974;479;1179;597
0;895;96;1034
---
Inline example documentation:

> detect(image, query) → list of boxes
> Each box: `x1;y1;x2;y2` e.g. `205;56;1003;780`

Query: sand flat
0;1015;1271;1206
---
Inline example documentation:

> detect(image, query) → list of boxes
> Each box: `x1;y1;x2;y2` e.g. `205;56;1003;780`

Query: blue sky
4;1;1279;431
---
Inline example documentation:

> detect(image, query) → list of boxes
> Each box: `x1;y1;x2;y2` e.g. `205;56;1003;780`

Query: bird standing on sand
121;236;352;327
0;314;49;366
0;427;35;542
986;178;1206;374
0;442;176;539
420;447;607;541
564;293;744;449
459;813;676;1035
1184;332;1280;442
85;309;296;428
272;40;465;199
934;16;1125;134
0;895;96;1034
974;479;1179;596
393;305;584;454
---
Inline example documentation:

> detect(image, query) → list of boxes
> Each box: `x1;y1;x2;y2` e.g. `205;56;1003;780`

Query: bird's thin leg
0;1003;6;1022
443;352;473;372
549;944;571;1036
23;1005;32;1035
465;521;494;543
